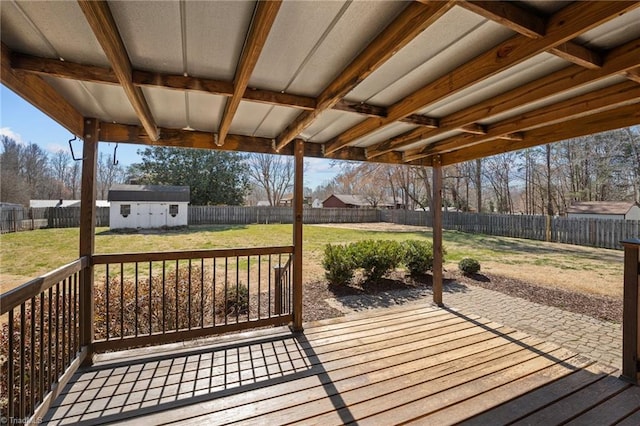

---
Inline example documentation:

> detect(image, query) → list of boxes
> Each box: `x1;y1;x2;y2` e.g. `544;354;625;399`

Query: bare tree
97;152;124;200
247;154;293;206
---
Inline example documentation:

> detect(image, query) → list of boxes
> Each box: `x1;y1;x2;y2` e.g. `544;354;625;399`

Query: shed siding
110;201;188;229
323;195;348;208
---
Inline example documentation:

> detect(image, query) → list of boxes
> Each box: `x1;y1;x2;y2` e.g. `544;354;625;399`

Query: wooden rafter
324;1;639;156
274;1;455;152
1;43;84;136
460;1;604;69
217;0;282;146
77;0;160;141
403;80;640;162
431;103;640;166
11;51;446;128
365;36;640;159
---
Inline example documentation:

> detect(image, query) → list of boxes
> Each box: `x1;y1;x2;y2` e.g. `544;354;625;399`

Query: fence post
622;239;640;384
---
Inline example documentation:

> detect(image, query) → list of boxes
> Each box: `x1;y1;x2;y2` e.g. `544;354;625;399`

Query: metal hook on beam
113;143;119;165
68;136;85;161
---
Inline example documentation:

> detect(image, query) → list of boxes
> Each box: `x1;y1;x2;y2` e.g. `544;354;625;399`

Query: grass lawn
0;223;624;298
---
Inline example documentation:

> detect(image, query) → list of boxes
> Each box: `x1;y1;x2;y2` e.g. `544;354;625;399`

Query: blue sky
0;84;338;188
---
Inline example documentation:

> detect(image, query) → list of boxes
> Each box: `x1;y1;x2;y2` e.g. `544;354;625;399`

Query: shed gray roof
566;201;639;215
108;185;190;202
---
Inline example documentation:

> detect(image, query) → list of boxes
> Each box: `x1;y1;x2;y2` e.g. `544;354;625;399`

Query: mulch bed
303;271;623;324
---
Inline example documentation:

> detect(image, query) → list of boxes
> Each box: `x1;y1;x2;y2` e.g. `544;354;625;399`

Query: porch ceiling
1;0;639;166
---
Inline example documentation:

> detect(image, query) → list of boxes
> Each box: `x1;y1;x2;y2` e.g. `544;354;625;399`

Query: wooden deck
44;305;640;425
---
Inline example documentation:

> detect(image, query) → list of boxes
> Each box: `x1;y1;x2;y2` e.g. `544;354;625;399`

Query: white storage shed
108;185;190;230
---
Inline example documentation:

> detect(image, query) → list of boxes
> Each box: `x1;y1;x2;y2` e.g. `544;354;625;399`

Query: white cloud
46;143;66;153
305;157;336;174
0;127;25;145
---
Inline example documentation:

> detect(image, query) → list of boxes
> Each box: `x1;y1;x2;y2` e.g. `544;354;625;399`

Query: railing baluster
162;260;166;334
39;292;45;406
175;259;179;331
8;308;15;419
134;262;139;337
47;287;52;392
55;282;60;384
62;278;66;369
258;255;262;319
67;277;72;364
106;264;110;339
213;258;217;327
120;263;124;339
247;255;250;322
236;256;240;324
20;303;26;419
268;255;272;318
149;261;153;335
188;259;192;330
30;297;36;413
225;258;228;326
201;258;204;328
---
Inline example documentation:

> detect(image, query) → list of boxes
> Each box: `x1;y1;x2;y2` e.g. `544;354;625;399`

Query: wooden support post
622;238;640;384
432;156;443;307
79;118;98;366
292;139;304;331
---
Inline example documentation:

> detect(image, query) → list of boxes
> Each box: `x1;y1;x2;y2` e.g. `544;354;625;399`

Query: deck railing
0;257;89;423
91;246;294;352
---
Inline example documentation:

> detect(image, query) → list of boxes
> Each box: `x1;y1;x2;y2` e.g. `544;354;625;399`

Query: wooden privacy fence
0;207;48;233
189;206;381;224
46;207;109;228
382;209;639;250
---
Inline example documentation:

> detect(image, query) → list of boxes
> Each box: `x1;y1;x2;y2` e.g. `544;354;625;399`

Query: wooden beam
460;1;604;69
1;43;84;136
324;1;639;156
217;0;282;146
97;122;407;165
292;139;304;332
274;1;455;151
79;118;99;366
548;42;603;69
621;239;640;384
459;1;546;38
434;103;640;165
626;67;640;83
365;36;640;159
77;0;159;141
403;80;640;161
432;155;443;307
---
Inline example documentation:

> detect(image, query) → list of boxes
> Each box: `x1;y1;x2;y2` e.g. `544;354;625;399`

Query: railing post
432;155;443;307
292;139;304;331
622;238;640;384
79;118;98;366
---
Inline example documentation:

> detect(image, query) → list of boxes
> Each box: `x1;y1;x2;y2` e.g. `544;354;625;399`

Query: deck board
43;305;638;425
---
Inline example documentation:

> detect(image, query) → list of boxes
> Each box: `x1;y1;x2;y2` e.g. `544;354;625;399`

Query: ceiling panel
185;1;256;80
253;106;302;139
187;92;226;133
249;0;350;94
353;122;418;148
109;1;183;74
301;110;366;143
286;1;407;96
366;13;514;106
142;86;187;130
575;8;640;50
1;0;109;66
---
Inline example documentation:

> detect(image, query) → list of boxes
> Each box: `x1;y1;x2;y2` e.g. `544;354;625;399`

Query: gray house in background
108;185;190;229
566;201;640;221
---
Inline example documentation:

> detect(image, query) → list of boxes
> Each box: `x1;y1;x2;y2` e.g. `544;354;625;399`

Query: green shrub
459;258;481;275
352;240;403;283
402;240;434;276
215;282;249;316
322;244;356;286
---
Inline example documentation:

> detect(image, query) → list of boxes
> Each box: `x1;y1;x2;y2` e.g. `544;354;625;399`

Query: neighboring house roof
566;201;639;215
30;199;112;208
256;201;270;207
324;194;402;207
108;185;190;202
